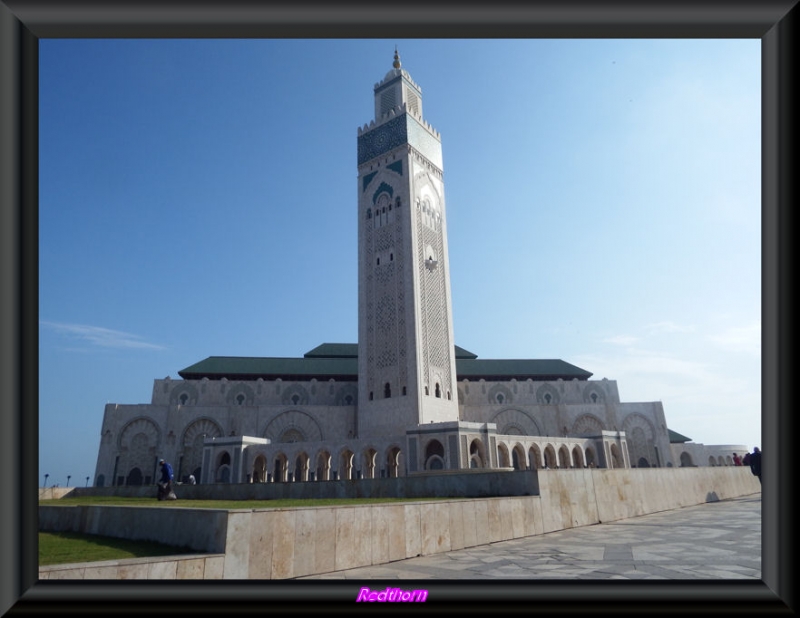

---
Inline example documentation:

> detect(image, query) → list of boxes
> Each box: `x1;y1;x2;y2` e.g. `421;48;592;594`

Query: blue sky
38;39;760;487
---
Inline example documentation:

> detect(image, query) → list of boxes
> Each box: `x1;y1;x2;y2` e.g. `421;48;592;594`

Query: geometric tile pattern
298;495;761;580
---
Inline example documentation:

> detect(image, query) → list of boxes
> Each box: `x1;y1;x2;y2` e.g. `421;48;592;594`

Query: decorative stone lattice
571;413;605;437
582;383;606;404
127;433;152;477
487;383;513;405
536;383;561;405
226;383;255;406
622;413;656;466
182;418;223;447
280;384;310;406
182;418;224;478
396;216;407;387
170;382;198;405
416;198;451;393
491;408;542;436
264;410;323;443
118;418;160;481
334;384;358;406
118;417;160;451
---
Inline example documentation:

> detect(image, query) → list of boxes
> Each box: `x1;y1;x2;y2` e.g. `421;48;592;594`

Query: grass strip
40;496;458;509
39;531;198;566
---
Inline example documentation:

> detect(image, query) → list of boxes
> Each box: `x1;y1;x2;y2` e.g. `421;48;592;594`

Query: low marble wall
226;496;544;579
39;466;760;579
38;554;226;580
38;505;230;553
38;487;77;500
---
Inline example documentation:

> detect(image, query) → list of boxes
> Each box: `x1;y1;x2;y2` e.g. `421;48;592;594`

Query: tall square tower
356;51;459;438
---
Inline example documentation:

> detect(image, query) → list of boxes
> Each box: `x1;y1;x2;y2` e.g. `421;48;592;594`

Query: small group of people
156;459;197;499
733;447;762;484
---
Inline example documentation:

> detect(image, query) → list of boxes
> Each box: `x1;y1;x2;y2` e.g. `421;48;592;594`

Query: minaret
356;50;459;438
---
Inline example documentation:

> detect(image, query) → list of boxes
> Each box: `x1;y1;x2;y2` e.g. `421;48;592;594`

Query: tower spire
393;47;401;69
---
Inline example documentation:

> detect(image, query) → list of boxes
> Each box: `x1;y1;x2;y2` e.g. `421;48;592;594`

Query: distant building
93;51;745;487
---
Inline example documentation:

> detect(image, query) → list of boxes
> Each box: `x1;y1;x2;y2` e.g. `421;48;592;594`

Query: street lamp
66;475;71;487
43;473;49;488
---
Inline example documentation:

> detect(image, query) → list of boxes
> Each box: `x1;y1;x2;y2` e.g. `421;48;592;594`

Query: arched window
384;382;391;398
435;383;441;398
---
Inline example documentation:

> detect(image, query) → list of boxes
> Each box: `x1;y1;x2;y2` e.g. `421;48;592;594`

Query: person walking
748;447;762;484
157;459;177;500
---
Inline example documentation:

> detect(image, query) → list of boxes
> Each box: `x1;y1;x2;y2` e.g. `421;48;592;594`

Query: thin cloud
41;320;166;351
644;321;696;334
707;322;761;357
601;335;639;346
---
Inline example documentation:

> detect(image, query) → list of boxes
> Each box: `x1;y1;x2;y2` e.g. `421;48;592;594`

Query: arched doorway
294;452;309;481
558;445;571;468
572;446;586;468
316;450;331;481
340;449;354;480
273;453;288;482
469;439;486;469
363;448;377;479
252;455;267;483
425;439;445;470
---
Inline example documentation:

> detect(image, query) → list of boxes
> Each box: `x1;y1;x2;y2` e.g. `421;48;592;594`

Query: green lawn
39;531;198;566
41;495;455;509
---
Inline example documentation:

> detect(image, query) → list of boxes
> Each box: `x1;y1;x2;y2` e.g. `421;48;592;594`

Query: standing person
748;447;762;484
157;459;176;500
733;453;742;466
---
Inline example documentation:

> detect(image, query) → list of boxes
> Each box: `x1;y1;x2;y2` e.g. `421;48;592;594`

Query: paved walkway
298;493;761;580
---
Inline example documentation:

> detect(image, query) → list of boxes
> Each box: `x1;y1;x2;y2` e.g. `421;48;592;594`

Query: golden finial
393;47;401;69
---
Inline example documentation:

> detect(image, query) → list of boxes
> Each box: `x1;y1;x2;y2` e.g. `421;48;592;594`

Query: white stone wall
670;442;753;468
94;373;722;486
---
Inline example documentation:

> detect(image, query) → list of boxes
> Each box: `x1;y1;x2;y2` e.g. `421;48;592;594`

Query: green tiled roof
304;343;357;358
456;358;591;381
178;344;592;382
454;345;478;360
303;343;478;360
179;355;359;381
668;429;692;443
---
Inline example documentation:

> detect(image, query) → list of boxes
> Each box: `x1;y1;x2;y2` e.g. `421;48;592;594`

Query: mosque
92;51;744;488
